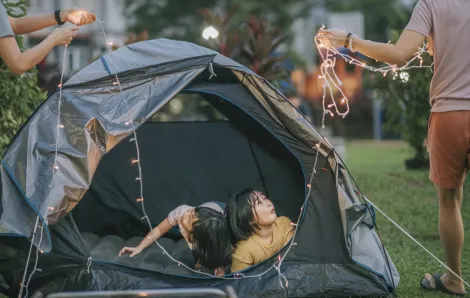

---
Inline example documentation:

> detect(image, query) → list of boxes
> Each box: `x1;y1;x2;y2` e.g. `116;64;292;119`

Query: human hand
119;246;142;257
60;8;96;26
315;29;348;49
50;27;79;46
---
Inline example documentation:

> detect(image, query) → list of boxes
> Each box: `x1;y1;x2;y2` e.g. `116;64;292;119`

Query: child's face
251;192;277;226
181;208;198;236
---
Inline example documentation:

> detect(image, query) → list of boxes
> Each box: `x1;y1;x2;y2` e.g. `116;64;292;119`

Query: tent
0;38;399;298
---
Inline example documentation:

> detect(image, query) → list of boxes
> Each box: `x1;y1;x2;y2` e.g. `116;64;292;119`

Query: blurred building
25;0;128;77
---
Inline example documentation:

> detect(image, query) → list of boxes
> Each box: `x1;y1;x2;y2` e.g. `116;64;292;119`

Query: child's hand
119;246;142;257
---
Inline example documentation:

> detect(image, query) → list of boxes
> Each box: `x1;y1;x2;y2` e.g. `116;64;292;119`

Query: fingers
119;247;129;256
79;12;96;25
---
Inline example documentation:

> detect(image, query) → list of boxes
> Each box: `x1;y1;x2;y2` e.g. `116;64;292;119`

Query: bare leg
424;184;465;294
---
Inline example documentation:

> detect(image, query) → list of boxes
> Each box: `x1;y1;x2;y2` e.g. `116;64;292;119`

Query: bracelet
55;10;65;26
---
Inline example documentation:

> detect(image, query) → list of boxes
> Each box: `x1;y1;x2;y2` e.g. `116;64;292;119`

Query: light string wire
315;26;469;288
18;43;69;298
314;25;432;124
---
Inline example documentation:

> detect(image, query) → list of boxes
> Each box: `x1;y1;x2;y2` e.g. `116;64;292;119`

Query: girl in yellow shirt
225;189;294;272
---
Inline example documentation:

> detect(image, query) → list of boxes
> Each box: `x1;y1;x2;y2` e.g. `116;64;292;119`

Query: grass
345;140;470;298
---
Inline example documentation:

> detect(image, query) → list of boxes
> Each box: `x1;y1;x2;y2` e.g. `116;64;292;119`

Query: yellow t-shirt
231;216;294;272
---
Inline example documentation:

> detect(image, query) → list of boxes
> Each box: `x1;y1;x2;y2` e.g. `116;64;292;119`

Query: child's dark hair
190;207;232;271
225;188;263;245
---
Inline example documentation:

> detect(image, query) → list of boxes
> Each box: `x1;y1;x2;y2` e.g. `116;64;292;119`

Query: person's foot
422;273;466;295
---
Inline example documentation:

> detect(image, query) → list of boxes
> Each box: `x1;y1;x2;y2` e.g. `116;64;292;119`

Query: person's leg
432;185;465;293
422;111;469;294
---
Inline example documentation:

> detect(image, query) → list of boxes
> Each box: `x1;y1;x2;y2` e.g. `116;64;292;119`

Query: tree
0;0;47;153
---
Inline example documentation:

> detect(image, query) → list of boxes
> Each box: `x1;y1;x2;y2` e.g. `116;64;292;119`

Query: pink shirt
167;202;224;248
405;0;470;112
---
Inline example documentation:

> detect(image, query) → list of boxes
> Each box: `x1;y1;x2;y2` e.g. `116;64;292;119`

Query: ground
346;140;470;298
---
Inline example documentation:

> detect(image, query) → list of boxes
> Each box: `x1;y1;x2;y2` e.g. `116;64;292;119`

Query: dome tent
0;38;399;297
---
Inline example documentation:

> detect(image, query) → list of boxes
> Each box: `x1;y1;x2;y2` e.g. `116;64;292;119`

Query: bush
366;30;433;169
0;0;47;153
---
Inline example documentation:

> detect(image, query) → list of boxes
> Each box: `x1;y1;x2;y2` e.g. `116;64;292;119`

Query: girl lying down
119;202;231;276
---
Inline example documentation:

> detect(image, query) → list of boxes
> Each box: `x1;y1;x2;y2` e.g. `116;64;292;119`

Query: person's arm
137;218;174;251
8;8;95;35
316;29;426;67
317;0;431;67
0;27;78;75
119;217;174;257
351;31;426;66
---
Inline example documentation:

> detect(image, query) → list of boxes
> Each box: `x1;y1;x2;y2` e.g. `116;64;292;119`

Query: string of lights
16;19;442;297
314;25;432;130
18;43;69;298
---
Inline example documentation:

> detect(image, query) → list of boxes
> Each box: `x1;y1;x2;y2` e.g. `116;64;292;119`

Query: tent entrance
71;84;306;276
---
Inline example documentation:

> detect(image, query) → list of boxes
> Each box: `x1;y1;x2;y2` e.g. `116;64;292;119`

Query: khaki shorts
427;111;470;189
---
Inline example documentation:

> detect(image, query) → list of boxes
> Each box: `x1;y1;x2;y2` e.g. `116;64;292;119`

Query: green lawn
346;141;470;297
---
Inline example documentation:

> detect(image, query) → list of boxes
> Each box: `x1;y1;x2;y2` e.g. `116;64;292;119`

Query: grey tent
0;38;399;297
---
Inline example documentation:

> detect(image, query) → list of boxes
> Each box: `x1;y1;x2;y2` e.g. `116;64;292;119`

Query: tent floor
82;232;214;276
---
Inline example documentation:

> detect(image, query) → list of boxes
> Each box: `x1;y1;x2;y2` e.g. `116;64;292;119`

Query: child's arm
119;218;174;257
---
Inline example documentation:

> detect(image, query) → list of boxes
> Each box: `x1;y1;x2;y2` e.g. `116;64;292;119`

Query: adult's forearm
12;12;60;35
353;37;407;66
11;36;56;74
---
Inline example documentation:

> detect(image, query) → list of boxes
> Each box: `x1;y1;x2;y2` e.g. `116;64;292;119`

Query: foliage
198;8;290;85
122;1;308;120
0;0;47;154
366;29;433;168
124;0;310;44
238;16;289;83
197;7;246;58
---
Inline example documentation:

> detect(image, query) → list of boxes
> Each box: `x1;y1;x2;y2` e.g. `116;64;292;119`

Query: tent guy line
365;198;470;288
